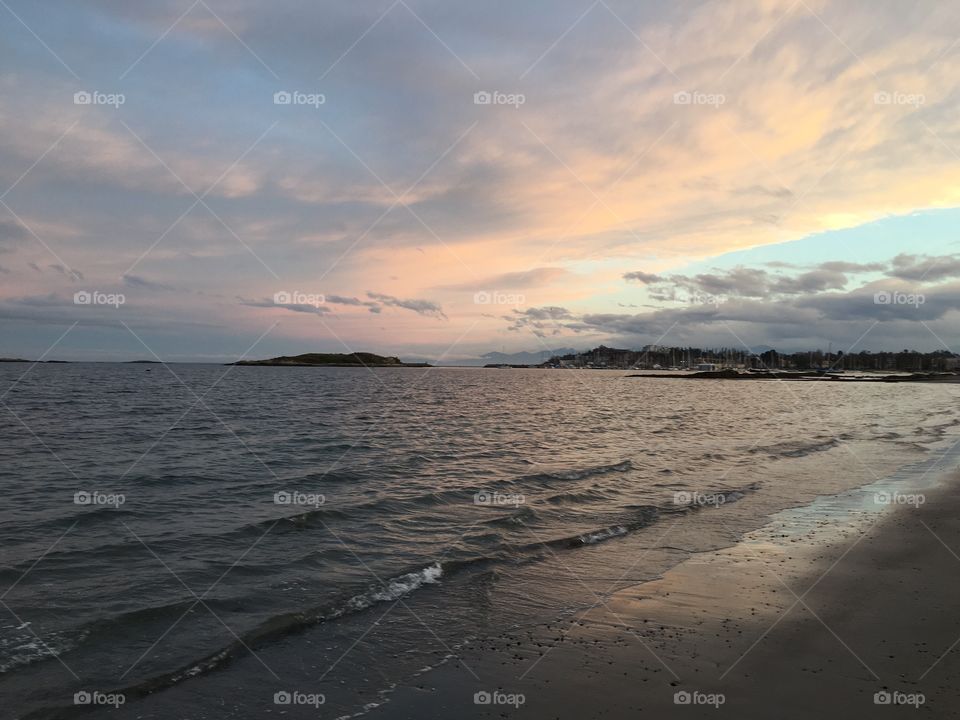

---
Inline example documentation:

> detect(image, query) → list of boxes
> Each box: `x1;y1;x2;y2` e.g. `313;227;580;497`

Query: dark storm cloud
887;254;960;282
631;260;891;302
505;305;575;336
513;269;960;349
769;269;848;295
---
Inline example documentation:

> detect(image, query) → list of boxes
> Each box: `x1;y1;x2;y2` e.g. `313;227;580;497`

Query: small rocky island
229;352;430;367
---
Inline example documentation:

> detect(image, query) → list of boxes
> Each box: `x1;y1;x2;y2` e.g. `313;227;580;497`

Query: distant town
486;345;960;372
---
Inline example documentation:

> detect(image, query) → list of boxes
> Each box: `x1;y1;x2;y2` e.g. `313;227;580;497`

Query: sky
1;0;959;362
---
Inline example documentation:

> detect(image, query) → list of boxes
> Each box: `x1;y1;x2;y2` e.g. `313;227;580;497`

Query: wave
749;438;841;459
19;478;761;719
517;459;633;483
0;625;87;673
542;488;616;505
20;563;447;720
577;525;628;545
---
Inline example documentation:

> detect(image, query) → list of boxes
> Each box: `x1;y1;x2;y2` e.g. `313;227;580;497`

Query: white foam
579;525;628;545
345;563;443;614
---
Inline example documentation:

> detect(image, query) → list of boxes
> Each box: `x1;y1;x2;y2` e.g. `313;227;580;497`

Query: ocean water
2;364;959;718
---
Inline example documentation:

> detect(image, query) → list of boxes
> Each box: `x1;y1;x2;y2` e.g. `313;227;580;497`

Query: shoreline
372;454;960;719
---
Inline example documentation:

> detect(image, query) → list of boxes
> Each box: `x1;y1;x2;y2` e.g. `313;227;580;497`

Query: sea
2;363;959;718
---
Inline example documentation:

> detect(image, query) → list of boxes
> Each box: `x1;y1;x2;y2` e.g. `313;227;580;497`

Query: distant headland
228;352;430;367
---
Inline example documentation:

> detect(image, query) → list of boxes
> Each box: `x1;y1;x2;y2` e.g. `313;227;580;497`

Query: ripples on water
1;364;958;718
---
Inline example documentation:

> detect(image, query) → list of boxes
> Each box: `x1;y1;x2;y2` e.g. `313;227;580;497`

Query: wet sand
374;470;960;718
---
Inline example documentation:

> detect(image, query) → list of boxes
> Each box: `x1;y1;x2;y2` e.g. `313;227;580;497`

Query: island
0;358;70;363
228;352;430;367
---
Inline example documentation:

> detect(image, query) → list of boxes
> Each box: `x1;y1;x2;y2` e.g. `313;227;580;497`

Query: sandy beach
375;467;960;719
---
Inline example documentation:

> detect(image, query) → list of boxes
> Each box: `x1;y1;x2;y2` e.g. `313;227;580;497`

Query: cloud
325;294;379;308
887;254;960;282
2;0;960;358
0;221;27;252
439;267;571;291
505;250;960;350
623;271;664;284
509;285;960;348
505;305;576;336
48;264;83;281
122;274;174;291
768;269;848;295
818;261;886;273
631;262;886;301
683;268;771;298
241;298;331;315
366;292;447;319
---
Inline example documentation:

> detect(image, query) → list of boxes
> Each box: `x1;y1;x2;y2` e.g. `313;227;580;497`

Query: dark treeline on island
531;345;960;372
230;352;430;367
